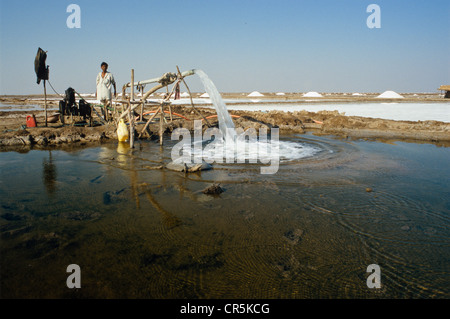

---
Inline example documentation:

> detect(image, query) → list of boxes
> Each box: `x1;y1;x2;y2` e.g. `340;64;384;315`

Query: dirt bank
1;97;449;149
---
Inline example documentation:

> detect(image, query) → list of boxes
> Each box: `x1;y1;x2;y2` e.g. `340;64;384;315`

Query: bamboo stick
43;80;48;127
117;83;164;121
131;69;134;101
127;100;134;148
117;69;195;122
168;104;173;122
140;97;144;122
139;106;161;138
159;104;164;145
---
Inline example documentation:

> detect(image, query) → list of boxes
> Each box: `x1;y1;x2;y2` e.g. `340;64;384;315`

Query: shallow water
0;102;58;113
0;134;449;298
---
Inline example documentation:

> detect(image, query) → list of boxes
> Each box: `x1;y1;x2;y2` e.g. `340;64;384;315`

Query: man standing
96;62;116;120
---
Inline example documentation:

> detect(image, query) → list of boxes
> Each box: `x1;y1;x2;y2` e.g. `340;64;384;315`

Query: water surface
1;134;449;298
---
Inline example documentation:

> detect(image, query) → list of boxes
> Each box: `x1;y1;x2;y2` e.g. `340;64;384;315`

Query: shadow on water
0;134;449;298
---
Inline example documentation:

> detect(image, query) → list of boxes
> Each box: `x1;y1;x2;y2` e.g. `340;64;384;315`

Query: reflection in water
116;142;130;166
144;188;182;229
118;141;182;229
42;151;57;195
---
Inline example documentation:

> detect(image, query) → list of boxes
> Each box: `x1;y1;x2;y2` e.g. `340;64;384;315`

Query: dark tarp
34;47;48;84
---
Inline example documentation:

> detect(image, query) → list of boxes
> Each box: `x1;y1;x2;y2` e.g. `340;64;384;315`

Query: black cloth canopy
34;47;48;84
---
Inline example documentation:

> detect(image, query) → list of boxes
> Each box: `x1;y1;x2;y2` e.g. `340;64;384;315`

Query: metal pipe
124;69;195;88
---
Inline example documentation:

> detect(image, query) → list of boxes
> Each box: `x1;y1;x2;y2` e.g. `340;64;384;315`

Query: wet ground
1;133;449;298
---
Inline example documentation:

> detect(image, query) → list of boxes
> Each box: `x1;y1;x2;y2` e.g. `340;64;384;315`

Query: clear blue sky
0;0;449;95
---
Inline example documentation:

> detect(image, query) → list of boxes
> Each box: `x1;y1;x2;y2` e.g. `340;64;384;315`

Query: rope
46;80;65;99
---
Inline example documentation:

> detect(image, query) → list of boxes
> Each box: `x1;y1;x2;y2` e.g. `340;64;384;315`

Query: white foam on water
272;139;321;161
186;137;321;163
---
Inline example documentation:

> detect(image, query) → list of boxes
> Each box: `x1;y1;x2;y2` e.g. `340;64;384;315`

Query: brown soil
1;95;449;149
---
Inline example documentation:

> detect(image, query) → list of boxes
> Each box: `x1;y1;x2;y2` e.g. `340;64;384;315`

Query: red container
26;115;37;127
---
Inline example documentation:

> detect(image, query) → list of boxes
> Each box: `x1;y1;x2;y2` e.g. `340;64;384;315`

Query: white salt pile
200;92;210;98
303;91;323;97
352;93;363;96
276;92;285;96
180;92;190;98
248;91;264;97
376;91;404;99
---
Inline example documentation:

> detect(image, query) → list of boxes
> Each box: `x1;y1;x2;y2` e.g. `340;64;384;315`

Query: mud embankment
1;103;449;149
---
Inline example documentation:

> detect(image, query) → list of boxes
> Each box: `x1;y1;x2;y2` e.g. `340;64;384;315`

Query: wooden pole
159;104;164;145
117;83;164;122
43;80;48;127
131;69;135;101
140;85;144;121
139;106;161;138
117;69;195;122
127;100;134;148
168;104;173;122
89;105;93;127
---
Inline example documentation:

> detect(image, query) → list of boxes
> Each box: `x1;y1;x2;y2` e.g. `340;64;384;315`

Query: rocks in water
1;212;25;221
166;160;212;173
171;251;224;271
143;165;164;170
275;254;301;279
59;210;101;221
283;229;303;245
103;187;128;205
202;184;224;195
366;187;373;193
90;175;104;184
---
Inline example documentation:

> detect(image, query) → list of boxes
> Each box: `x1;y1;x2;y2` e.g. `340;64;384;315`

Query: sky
0;0;449;95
